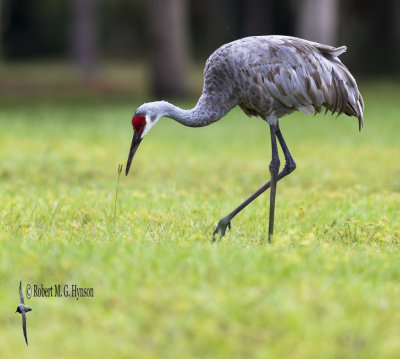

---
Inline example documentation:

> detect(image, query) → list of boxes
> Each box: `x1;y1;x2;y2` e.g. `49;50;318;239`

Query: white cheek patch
141;115;160;138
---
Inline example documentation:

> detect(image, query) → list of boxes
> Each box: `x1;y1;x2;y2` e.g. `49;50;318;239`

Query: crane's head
125;102;165;175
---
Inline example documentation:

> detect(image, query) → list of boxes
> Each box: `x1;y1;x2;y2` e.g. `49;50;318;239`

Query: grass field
0;80;400;358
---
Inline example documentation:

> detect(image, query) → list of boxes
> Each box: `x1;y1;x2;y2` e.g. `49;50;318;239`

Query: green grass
0;80;400;358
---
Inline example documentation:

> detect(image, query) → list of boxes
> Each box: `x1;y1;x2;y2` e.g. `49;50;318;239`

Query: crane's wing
19;280;25;305
21;311;28;345
241;36;364;130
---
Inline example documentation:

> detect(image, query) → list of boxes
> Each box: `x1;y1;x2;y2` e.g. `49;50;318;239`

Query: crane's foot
211;217;231;242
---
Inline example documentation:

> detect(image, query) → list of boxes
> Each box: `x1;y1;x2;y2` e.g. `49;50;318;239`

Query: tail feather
315;43;347;58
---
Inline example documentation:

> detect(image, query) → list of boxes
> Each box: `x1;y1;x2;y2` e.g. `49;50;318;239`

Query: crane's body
125;35;364;242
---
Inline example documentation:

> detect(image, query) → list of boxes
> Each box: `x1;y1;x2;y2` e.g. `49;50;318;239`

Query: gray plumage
135;35;363;130
126;35;364;241
16;280;32;346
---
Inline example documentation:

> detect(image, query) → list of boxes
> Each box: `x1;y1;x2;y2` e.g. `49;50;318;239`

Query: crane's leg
268;124;280;243
212;123;296;242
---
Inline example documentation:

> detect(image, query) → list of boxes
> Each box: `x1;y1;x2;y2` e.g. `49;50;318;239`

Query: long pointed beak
126;131;142;176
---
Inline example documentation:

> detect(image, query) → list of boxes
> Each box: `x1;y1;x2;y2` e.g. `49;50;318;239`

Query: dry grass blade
113;164;123;234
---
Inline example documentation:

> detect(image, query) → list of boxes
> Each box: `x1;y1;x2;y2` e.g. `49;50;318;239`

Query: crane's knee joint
280;160;296;177
286;159;296;173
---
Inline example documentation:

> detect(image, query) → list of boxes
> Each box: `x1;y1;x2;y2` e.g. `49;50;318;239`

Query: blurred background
0;0;399;101
1;3;400;357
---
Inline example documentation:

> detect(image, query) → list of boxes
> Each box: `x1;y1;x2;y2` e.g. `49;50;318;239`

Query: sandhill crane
125;35;364;243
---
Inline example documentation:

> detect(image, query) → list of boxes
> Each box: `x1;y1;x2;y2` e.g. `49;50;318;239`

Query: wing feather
236;36;363;128
19;281;24;305
22;311;28;345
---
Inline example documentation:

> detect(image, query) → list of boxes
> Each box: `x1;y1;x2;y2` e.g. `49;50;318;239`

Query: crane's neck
159;94;237;128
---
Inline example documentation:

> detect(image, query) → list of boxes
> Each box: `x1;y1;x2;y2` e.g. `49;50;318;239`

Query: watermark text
26;283;94;300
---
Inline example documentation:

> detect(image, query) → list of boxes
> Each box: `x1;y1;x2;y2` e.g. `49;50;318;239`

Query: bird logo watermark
15;281;32;346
